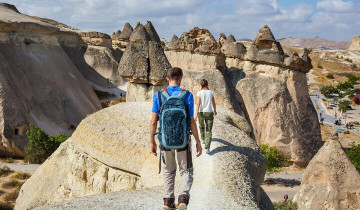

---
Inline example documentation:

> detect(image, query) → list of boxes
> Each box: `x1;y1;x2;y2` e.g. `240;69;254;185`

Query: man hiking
150;67;202;210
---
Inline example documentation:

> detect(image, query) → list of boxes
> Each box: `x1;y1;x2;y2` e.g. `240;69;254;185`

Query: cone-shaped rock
129;23;151;42
144;21;161;44
294;133;360;210
226;34;236;43
245;25;284;65
221;41;246;59
284;48;313;73
119;22;133;41
111;30;121;40
167;35;178;49
118;40;149;83
149;41;171;85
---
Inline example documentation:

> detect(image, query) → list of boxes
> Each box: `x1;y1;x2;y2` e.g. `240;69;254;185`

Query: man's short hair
167;67;183;81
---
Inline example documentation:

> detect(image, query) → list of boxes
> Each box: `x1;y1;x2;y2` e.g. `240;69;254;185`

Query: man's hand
196;141;202;157
150;142;157;156
194;114;198;121
213;110;217;116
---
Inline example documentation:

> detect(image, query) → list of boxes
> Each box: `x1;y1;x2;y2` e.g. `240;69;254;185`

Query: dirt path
0;163;39;173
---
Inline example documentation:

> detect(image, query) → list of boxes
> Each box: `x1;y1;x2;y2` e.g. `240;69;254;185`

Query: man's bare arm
194;97;201;120
150;113;158;156
190;117;202;157
212;97;217;115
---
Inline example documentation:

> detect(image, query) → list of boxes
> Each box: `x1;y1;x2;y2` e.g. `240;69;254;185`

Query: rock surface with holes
16;102;272;210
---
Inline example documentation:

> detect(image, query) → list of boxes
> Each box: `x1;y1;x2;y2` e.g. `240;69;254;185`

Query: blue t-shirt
152;86;194;117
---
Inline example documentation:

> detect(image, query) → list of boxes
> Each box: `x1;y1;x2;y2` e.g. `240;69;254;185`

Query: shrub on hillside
320;85;336;97
346;73;358;84
273;200;298;210
25;124;69;164
326;73;334;79
345;58;353;63
0;166;13;177
345;142;360;173
317;64;323;69
260;144;289;172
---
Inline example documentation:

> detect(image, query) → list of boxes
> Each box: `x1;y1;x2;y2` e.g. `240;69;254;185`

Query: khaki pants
162;143;193;199
198;112;214;150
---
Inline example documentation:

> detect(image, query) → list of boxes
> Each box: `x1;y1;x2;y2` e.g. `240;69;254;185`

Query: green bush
345;58;353;63
273;200;298;210
25;124;69;164
0;166;13;177
346;74;358;84
338;100;351;113
320;85;336;97
326;73;334;79
317;64;323;69
345;142;360;173
336;81;353;91
260;144;289;172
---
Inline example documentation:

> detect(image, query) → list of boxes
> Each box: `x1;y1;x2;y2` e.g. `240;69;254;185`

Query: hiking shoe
206;149;210;154
163;198;175;209
177;194;189;209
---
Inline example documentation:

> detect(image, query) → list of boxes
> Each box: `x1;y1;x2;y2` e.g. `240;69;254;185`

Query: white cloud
2;0;360;41
317;0;358;13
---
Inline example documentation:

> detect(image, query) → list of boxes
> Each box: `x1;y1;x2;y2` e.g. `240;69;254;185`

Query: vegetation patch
345;58;353;63
25;123;69;164
345;142;360;173
0;166;13;177
273;200;298;210
326;73;334;79
0;202;13;210
260;144;289;172
93;89;116;100
4;189;20;202
317;64;323;69
12;172;31;180
1;179;23;189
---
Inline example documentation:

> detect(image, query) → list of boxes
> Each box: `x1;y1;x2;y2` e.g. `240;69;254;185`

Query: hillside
279;36;351;50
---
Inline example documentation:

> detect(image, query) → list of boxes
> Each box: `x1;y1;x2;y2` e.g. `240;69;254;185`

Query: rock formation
165;25;321;166
111;22;133;50
245;25;285;66
78;31;112;48
16;102;272;210
144;21;161;43
349;36;360;51
293;133;360;209
0;3;102;157
166;35;178;50
118;22;171;101
219;33;227;46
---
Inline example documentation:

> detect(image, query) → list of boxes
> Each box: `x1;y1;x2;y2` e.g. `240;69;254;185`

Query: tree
346;74;359;84
336;82;353;91
320;85;336;97
260;144;289;172
25;124;69;163
345;142;360;173
338;100;351;113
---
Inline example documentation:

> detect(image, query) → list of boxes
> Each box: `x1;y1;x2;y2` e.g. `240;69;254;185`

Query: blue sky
4;0;360;41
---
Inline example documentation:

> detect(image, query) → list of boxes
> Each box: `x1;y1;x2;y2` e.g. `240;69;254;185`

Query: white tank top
196;90;214;112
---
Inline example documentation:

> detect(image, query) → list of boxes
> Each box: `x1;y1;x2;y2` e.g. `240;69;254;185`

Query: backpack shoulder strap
161;87;170;99
178;89;189;100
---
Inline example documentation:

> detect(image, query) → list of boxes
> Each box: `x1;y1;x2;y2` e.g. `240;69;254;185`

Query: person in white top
194;79;217;154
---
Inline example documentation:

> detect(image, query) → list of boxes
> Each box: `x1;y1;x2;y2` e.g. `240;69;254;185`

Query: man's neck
168;81;180;86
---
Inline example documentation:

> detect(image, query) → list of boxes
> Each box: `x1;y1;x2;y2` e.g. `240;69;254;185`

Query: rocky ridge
16;102;272;210
349;36;360;51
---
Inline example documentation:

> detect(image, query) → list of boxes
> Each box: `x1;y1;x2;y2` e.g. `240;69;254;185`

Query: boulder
293;133;360;210
129;23;151;42
16;102;272;210
126;83;164;102
0;4;102;157
284;48;313;73
348;36;360;51
171;27;221;55
245;25;284;66
144;21;161;44
221;36;247;59
219;33;227;46
233;62;322;166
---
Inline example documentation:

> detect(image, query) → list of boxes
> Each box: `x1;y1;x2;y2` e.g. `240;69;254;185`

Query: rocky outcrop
221;35;247;59
245;25;284;66
171;27;220;55
232;62;322;166
293;133;360;210
284;48;313;73
118;22;170;97
16;102;271;210
349;36;360;51
166;35;178;50
218;33;226;46
111;22;133;50
78;31;112;48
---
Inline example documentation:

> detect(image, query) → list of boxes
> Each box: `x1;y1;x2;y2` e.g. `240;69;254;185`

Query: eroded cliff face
349;36;360;51
164;26;321;166
16;103;270;210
